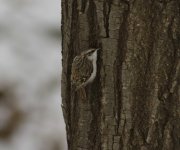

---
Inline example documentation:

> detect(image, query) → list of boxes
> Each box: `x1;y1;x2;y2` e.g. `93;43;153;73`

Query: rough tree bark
61;0;180;150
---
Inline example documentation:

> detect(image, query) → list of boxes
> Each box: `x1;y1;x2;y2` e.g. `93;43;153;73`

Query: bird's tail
71;84;76;101
71;84;87;100
79;88;87;100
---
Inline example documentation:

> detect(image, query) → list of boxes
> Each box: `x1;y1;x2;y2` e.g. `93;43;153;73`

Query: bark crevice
103;0;112;38
61;0;180;149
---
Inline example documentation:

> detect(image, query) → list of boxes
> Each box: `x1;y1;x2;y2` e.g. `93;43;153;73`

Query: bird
71;48;99;99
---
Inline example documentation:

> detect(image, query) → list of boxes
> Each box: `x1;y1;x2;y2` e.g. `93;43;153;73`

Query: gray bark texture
61;0;180;150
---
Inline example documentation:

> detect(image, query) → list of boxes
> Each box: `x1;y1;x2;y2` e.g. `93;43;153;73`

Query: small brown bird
71;48;99;98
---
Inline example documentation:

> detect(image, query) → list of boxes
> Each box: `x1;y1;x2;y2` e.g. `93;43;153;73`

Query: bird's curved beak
96;48;100;51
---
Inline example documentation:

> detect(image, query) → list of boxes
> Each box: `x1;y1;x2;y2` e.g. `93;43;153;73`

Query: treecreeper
71;48;99;99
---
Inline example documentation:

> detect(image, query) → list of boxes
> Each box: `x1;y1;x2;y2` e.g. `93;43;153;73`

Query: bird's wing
71;56;93;88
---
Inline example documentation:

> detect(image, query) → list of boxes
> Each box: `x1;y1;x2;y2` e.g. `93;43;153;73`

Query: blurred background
0;0;67;150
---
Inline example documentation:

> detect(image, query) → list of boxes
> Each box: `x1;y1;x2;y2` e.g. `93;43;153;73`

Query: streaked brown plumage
71;55;93;89
71;48;99;100
71;48;99;92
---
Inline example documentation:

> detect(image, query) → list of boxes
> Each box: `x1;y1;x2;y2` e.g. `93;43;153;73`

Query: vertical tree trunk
61;0;180;149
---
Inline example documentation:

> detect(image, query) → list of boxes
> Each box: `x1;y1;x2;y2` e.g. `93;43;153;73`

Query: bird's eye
86;53;90;56
88;51;94;56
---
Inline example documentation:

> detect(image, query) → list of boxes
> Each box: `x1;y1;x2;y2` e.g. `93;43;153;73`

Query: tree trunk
61;0;180;149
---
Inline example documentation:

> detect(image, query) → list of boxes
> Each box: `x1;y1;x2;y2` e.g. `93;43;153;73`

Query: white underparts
84;50;97;86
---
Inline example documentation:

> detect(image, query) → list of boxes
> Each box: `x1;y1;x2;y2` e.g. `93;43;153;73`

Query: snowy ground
0;0;66;149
